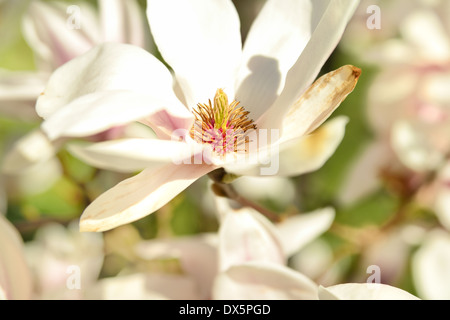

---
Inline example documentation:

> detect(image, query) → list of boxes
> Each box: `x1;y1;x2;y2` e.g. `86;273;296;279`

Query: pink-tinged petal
68;138;204;173
79;163;215;232
146;0;242;108
319;283;420;300
22;1;100;70
279;65;361;141
98;0;148;48
37;43;193;139
235;0;315;119
412;230;450;300
276;207;335;257
0;215;33;300
213;262;318;300
338;140;392;205
218;207;285;272
257;1;360;131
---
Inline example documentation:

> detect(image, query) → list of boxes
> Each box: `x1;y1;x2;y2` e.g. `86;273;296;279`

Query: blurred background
1;0;449;299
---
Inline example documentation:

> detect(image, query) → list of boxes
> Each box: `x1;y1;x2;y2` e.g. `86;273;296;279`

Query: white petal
98;0;147;48
319;283;420;300
435;186;450;232
412;230;450;300
2;129;57;174
257;0;360;131
0;215;32;300
277;116;348;177
22;1;100;70
235;0;314;119
213;262;318;300
338;140;392;205
68;138;204;173
421;73;450;105
276;207;335;257
391;120;444;172
37;43;193;139
279;65;361;141
218;207;285;272
79;163;215;232
400;9;450;62
223;116;347;177
146;0;242;108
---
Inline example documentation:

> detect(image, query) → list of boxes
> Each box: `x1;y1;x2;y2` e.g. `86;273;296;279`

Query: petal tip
347;65;362;80
79;218;104;233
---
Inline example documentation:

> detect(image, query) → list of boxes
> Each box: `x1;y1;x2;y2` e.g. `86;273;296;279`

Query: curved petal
412;230;450;300
276;207;335;257
275;116;348;177
146;0;242;108
235;0;314;119
278;65;361;140
79;163;215;232
68;138;204;173
218;207;285;272
224;116;348;177
37;43;193;139
0;215;33;300
22;1;100;70
319;283;420;300
257;0;360;131
213;262;318;300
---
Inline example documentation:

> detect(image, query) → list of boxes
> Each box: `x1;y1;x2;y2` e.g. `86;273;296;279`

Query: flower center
190;89;256;156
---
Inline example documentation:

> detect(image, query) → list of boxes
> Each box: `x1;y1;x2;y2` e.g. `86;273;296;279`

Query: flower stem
209;168;281;223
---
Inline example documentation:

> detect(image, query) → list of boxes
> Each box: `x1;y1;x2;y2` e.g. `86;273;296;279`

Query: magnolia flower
2;0;150;176
135;200;336;300
35;0;361;232
135;199;418;300
22;0;148;72
212;203;335;299
0;213;33;300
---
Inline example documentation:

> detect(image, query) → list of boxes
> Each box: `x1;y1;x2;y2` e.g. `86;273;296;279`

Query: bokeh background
1;0;449;299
